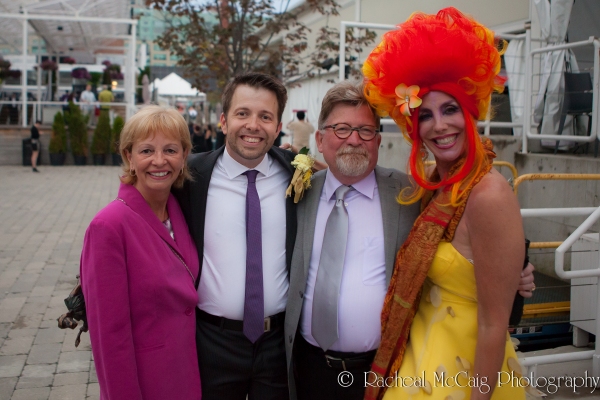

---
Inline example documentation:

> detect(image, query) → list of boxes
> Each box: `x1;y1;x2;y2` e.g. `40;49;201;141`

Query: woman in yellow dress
362;8;527;400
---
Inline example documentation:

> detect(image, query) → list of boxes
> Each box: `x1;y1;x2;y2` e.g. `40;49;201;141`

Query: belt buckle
325;355;347;371
264;317;271;332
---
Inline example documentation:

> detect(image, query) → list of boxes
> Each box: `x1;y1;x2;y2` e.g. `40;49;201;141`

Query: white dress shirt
301;170;387;352
198;148;289;320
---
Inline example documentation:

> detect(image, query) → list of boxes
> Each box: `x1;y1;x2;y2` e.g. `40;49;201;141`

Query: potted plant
49;112;67;165
71;67;91;84
68;102;88;165
91;110;111;165
111;115;124;165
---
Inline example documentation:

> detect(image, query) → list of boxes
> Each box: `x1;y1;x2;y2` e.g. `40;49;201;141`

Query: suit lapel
375;166;403;284
301;170;326;278
268;146;296;272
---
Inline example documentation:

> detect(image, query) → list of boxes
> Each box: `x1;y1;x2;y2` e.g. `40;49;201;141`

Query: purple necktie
243;170;264;343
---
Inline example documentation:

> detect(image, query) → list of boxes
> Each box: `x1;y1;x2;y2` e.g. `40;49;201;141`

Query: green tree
68;103;88;157
92;110;111;155
148;0;341;91
111;115;125;154
49;112;67;154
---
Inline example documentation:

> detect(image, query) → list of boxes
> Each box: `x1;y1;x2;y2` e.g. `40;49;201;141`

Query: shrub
92;110;111;155
112;115;124;154
68;102;88;157
49;112;67;154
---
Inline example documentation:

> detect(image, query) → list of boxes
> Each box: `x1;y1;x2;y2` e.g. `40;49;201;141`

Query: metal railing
518;205;600;380
514;173;600;195
522;37;600;153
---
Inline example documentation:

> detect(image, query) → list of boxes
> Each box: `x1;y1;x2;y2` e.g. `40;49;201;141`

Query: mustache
336;146;369;157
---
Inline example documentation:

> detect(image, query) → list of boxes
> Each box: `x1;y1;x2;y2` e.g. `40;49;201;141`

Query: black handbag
57;275;88;347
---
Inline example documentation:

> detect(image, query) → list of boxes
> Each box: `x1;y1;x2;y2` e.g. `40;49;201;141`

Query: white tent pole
37;54;42;122
522;29;532;153
127;23;136;119
21;11;28;128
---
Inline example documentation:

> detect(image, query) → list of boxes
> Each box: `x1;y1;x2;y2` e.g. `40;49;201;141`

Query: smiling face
418;91;466;176
316;103;381;186
126;132;187;203
221;84;282;168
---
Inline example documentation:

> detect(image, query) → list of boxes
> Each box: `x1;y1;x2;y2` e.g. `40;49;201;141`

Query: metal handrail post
522;29;532;153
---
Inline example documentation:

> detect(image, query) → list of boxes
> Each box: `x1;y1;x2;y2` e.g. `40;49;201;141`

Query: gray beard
335;147;370;177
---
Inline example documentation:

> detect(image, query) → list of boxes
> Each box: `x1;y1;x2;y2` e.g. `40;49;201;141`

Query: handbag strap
115;197;195;284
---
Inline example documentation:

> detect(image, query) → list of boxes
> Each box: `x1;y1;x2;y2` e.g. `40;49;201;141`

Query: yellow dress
383;242;525;400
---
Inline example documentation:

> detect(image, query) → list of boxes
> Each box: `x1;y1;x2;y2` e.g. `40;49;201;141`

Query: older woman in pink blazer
81;106;201;399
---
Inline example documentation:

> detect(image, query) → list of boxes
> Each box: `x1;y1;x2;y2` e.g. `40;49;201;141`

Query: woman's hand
518;262;536;298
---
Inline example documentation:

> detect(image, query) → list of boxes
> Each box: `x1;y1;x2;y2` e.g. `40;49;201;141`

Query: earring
130;168;136;176
420;144;429;160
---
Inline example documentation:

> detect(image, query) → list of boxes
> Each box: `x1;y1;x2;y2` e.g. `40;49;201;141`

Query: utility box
571;233;599;346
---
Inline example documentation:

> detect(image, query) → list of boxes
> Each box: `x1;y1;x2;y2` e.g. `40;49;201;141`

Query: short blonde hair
120;105;192;188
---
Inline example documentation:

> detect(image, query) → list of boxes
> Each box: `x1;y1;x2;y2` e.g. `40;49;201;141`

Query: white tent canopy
150;73;205;98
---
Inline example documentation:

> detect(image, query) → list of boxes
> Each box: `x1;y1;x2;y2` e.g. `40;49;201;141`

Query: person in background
81;105;202;400
215;122;225;149
286;111;314;151
80;84;97;127
204;124;216;151
188;106;198;135
98;85;114;111
30;120;42;172
192;124;207;153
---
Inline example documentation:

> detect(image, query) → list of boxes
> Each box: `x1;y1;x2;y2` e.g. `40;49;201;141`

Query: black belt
298;334;376;371
196;309;285;333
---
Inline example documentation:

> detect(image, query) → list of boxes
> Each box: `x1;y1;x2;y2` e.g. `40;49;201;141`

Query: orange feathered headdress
363;7;506;205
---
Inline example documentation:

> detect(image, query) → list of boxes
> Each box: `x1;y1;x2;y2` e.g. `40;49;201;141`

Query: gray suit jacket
283;166;421;399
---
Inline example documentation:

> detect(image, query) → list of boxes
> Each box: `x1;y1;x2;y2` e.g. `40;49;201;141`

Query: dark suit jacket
173;145;297;288
283;166;421;399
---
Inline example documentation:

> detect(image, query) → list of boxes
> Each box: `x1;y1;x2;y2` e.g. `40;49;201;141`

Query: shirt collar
323;169;377;201
222;147;271;179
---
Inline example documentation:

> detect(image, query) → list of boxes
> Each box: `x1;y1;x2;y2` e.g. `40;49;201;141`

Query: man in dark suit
175;73;295;400
284;81;536;400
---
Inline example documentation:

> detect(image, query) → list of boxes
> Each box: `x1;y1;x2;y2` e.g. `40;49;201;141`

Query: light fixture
111;80;118;90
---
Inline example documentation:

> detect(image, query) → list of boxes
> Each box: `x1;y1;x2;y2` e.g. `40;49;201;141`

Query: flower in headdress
286;147;315;203
395;84;422;116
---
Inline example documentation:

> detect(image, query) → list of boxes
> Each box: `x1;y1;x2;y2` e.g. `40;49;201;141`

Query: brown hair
221;73;288;123
318;81;380;128
119;105;192;188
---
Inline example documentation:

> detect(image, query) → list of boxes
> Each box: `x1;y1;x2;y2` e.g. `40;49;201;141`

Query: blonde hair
120;105;192;188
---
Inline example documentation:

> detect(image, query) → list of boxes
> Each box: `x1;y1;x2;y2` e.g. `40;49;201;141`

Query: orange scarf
364;142;495;400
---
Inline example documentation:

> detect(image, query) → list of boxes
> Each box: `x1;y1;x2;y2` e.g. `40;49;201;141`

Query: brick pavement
0;166;120;400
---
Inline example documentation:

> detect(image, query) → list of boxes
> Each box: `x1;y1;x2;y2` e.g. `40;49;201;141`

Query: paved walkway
0;165;598;399
0;166;120;400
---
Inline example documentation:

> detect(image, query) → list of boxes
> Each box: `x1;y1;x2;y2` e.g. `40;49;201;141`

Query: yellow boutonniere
286;147;315;203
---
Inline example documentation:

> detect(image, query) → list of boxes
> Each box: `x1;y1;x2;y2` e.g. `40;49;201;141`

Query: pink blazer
81;183;201;400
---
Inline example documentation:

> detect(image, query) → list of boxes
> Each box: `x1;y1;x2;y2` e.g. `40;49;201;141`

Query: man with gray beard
283;81;535;400
284;81;420;400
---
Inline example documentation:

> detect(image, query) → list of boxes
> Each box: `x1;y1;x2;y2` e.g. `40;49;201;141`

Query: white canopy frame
0;0;137;126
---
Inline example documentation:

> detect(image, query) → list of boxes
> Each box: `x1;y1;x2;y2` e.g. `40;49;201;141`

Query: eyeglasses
322;123;379;141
